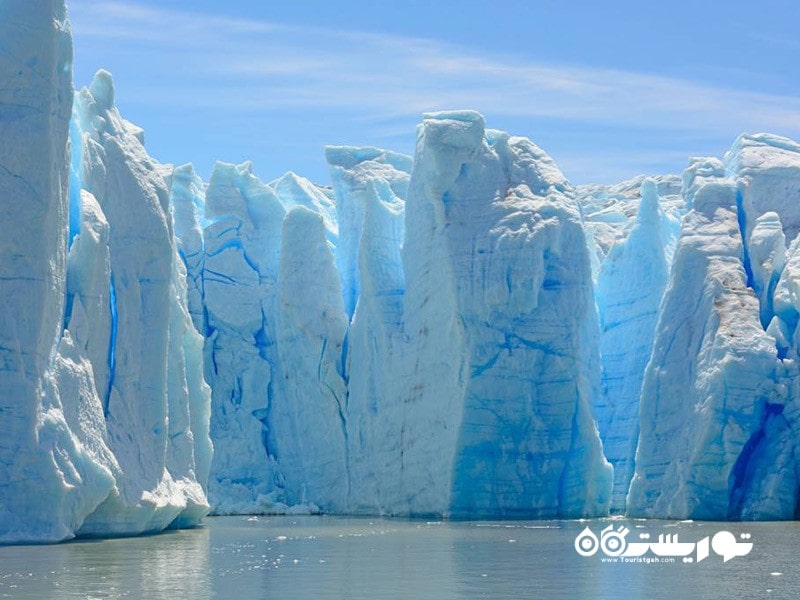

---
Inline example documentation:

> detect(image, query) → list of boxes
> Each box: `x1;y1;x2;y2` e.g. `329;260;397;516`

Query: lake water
0;516;796;599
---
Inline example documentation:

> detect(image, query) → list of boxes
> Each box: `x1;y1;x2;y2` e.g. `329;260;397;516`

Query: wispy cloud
70;1;282;40
66;1;800;184
68;0;800;135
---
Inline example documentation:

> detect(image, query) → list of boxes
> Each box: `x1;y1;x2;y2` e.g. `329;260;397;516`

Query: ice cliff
191;126;800;521
184;113;800;522
172;115;611;518
0;1;211;543
4;2;800;543
579;177;683;511
627;136;800;520
402;113;611;517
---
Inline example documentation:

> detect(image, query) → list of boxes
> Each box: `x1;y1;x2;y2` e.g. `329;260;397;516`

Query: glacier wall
0;1;211;543
626;179;781;518
626;136;800;520
0;0;100;543
184;112;613;518
5;2;800;539
186;125;800;520
409;112;612;517
579;178;682;511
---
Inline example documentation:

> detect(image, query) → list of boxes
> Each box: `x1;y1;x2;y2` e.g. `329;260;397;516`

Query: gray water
0;516;796;599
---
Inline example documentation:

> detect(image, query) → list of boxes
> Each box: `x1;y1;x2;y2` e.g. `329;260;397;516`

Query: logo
574;525;753;564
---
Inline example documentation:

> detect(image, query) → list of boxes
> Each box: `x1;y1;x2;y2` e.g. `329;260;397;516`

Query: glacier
327;145;410;514
402;112;612;517
627;135;800;520
189;115;612;518
579;177;683;511
183;117;800;521
0;1;211;543
5;1;800;545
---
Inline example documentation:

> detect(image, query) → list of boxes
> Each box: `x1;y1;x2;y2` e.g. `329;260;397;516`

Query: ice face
174;112;800;521
270;172;338;245
199;161;285;514
749;212;787;328
724;133;800;243
386;112;610;517
8;2;800;534
0;0;108;543
326;146;411;319
271;206;350;509
70;70;211;536
325;146;409;514
0;1;211;542
199;160;369;514
179;113;612;518
577;175;685;273
591;180;677;511
580;134;800;520
171;163;207;333
627;177;785;520
77;72;176;526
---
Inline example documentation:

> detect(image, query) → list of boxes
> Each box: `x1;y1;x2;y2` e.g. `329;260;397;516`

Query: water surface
0;516;796;599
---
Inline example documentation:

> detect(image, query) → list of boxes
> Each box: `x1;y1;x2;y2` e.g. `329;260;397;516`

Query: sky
68;0;800;187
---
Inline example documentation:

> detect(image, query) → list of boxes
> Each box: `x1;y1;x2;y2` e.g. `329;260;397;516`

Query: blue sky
69;0;800;186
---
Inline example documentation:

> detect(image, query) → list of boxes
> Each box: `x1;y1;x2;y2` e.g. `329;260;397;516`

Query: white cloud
68;0;800;136
66;1;800;183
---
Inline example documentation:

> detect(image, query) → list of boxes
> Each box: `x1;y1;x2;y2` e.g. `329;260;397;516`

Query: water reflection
0;527;210;599
207;517;460;599
0;517;797;599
